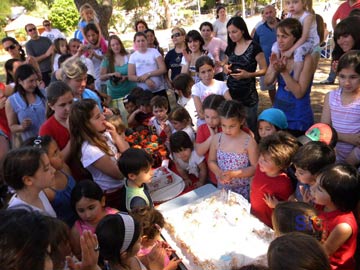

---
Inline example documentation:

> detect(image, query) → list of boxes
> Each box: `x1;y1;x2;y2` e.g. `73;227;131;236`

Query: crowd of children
1;1;360;270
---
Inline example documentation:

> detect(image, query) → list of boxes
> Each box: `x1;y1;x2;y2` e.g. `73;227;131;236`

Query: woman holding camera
100;35;136;99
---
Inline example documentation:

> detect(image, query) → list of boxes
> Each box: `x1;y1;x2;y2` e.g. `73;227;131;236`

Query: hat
258;108;288;129
297;123;337;146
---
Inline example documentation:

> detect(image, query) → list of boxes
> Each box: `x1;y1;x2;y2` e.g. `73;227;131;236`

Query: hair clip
33;136;43;148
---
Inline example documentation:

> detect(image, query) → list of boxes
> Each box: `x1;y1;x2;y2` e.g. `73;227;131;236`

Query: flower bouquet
125;128;168;168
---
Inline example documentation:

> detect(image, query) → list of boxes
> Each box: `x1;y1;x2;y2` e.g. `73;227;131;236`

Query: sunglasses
27;27;37;32
4;44;16;51
44;24;50;27
171;33;181;39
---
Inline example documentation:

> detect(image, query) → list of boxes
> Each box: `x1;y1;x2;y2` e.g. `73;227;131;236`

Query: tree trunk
74;0;113;39
164;0;171;29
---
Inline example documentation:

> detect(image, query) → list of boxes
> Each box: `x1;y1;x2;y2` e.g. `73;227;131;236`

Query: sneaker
319;79;335;84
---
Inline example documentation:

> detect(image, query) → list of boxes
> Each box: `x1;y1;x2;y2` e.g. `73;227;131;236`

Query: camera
111;75;121;84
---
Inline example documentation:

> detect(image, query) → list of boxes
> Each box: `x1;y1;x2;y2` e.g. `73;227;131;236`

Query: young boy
127;90;154;130
292;141;336;203
250;131;299;228
148;95;174;140
118;148;154;212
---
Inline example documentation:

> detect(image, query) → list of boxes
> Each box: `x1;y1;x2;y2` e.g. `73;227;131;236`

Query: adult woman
224;16;267;132
165;27;186;81
134;20;148;32
181;30;210;83
100;35;136;100
213;6;229;43
264;18;315;136
5;64;46;141
144;29;164;56
128;32;167;96
200;21;227;81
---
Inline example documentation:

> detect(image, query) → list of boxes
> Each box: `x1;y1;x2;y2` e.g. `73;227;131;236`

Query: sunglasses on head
27;27;37;32
4;44;16;51
171;33;181;39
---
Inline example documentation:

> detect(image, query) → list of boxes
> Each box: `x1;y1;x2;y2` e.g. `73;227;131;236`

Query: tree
0;0;11;39
12;0;36;11
73;0;113;39
49;0;78;34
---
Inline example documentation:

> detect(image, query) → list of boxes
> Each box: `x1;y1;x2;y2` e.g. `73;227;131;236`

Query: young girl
3;147;56;217
195;94;225;185
272;0;319;81
257;108;288;140
224;16;267;132
181;30;212;83
192;55;231;126
131;206;181;270
5;64;46;142
78;3;106;50
321;50;360;163
70;180;119;259
170;131;207;189
39;81;73;161
312;164;359;270
23;135;77;227
53;38;68;71
69;99;129;209
168;106;195;142
208;100;258;200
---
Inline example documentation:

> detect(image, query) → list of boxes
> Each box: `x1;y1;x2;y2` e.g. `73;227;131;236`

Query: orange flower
150;135;158;142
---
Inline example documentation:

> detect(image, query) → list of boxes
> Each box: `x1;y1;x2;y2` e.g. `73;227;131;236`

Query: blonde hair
171;27;186;36
61;57;87;81
108;114;126;135
79;3;98;22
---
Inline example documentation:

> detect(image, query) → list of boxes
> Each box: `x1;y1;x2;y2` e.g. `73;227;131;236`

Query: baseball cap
258;108;288;129
297;123;337;147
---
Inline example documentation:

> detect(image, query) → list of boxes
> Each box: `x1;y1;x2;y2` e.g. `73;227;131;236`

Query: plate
150;172;185;203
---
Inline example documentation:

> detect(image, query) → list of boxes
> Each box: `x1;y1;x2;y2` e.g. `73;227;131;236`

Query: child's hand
164;257;182;270
263;194;279;208
146;243;166;270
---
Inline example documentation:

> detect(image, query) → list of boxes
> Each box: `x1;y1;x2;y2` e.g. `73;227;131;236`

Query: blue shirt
253;21;278;64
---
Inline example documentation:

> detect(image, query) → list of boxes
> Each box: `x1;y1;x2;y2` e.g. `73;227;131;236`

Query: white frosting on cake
162;190;273;270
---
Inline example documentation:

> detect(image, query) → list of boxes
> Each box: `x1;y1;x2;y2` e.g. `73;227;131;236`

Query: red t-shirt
318;209;357;270
195;124;222;185
333;0;360;23
250;165;294;228
39;115;69;150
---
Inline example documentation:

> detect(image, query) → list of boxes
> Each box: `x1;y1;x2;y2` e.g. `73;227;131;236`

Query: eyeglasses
43;24;50;27
27;27;37;33
4;44;16;51
171;33;181;39
33;136;43;148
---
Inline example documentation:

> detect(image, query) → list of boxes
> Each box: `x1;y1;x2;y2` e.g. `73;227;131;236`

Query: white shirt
41;28;65;42
192;79;229;102
172;150;204;178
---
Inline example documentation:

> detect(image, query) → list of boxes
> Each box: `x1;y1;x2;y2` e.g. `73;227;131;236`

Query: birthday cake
162;190;273;270
148;167;174;191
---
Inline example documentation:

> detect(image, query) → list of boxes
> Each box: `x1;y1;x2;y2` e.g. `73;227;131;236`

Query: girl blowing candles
208;100;258;200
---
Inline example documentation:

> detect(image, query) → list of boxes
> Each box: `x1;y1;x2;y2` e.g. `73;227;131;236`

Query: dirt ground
258;58;338;123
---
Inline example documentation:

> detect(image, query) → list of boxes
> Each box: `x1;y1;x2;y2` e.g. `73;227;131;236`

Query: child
78;3;106;50
131;206;181;270
53;38;68;71
170;131;207;189
3;147;56;217
69;99;129;209
250;131;299;228
117;148;154;212
312;164;359;270
272;201;320;239
208;100;258;200
257;108;288;140
69;180;119;259
22;135;77;227
268;232;331;270
127;90;154;130
39;81;73;162
292;141;336;203
192;55;231;126
107;114;127;137
96;213;147;270
168;106;195;142
148;95;173;141
172;73;197;128
6;64;46;141
271;0;319;81
195;94;225;184
321;50;360;163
